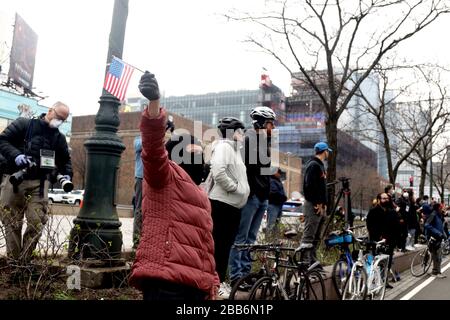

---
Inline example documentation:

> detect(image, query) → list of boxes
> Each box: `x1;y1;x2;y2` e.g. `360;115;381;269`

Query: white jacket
207;139;250;209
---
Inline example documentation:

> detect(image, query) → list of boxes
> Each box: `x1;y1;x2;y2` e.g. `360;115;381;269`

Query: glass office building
161;90;261;127
126;90;261;127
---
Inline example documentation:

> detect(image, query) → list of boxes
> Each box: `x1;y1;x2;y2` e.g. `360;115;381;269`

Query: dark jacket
303;157;327;205
424;210;445;240
268;176;287;206
242;129;271;201
366;204;400;246
0;114;72;180
406;203;419;230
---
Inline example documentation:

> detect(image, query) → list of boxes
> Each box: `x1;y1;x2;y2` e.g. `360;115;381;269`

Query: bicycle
327;226;365;298
228;244;276;300
229;230;299;300
342;239;390;300
248;246;326;301
410;236;441;277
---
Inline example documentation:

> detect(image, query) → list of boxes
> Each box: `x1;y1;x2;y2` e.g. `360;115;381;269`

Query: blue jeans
266;203;283;232
229;195;268;282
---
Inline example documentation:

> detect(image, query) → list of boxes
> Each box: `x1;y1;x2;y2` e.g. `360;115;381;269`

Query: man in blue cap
298;141;332;269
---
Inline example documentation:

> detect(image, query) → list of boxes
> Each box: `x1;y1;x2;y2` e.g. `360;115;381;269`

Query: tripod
321;177;353;240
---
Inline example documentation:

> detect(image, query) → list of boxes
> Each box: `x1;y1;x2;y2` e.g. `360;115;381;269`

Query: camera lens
61;180;74;192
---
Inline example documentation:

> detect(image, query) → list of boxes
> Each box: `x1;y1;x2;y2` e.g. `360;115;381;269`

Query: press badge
40;149;56;169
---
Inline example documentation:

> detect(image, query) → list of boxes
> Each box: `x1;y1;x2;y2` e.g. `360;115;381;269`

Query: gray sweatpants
431;245;442;274
299;200;325;264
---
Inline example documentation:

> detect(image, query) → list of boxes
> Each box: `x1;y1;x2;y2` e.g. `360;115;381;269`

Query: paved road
385;255;450;300
399;260;450;300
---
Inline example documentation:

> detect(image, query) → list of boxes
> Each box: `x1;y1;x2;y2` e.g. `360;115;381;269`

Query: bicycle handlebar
354;237;386;248
233;243;295;252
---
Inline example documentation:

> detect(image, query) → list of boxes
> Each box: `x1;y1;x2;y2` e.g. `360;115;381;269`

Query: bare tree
431;147;450;203
344;64;450;188
226;0;450;200
407;127;449;198
391;67;450;193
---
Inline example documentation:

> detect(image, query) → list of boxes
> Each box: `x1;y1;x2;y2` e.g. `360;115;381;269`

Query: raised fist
139;71;160;101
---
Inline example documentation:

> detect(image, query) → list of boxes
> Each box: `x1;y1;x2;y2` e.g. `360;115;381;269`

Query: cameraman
0;101;72;264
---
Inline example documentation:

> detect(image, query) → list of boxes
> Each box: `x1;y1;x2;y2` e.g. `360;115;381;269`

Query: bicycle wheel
248;276;279;300
342;266;367;300
248;276;282;300
410;248;432;277
296;270;326;300
331;258;351;298
368;259;388;300
229;272;262;300
283;269;299;300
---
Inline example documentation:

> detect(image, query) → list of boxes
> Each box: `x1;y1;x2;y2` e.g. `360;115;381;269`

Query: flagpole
112;55;145;73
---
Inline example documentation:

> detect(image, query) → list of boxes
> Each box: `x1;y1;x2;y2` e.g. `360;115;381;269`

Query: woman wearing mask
129;71;219;300
207;117;250;298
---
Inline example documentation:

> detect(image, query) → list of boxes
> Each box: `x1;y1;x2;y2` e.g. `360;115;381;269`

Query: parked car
281;200;304;218
48;189;66;204
62;190;84;205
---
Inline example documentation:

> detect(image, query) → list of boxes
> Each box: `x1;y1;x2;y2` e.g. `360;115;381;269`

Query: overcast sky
1;0;450;116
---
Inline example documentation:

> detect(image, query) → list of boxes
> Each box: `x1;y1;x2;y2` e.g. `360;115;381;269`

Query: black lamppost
69;0;129;263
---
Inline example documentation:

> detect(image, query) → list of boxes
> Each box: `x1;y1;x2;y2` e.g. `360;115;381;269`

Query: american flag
103;57;134;101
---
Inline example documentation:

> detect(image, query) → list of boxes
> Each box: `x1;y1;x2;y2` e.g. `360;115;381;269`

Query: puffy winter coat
129;109;219;299
0;114;72;179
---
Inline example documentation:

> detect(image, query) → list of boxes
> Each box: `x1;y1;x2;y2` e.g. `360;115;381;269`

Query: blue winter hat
314;142;332;153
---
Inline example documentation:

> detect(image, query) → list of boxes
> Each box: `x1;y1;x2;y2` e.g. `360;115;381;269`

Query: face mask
180;152;205;185
49;119;63;128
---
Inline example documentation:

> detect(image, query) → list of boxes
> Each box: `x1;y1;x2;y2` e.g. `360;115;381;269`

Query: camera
339;176;350;189
9;160;37;187
57;174;74;192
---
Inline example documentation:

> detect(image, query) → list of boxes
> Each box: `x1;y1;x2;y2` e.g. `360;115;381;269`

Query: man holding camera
0;101;72;264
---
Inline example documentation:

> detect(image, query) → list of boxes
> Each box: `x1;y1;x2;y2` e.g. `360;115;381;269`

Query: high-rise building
126;90;261;127
275;71;377;170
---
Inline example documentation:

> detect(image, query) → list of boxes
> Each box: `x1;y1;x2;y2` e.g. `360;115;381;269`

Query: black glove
138;71;160;101
166;120;175;133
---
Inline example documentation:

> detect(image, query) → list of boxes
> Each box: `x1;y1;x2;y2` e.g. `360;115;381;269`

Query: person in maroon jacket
129;71;219;300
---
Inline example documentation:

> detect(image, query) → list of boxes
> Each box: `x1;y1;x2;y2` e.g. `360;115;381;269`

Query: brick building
70;111;302;204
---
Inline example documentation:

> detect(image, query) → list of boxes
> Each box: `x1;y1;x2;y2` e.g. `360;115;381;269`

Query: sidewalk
0;214;134;255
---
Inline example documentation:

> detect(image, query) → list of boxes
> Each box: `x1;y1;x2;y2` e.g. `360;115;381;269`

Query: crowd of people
366;186;449;283
0;70;448;300
128;71;288;300
130;72;450;299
